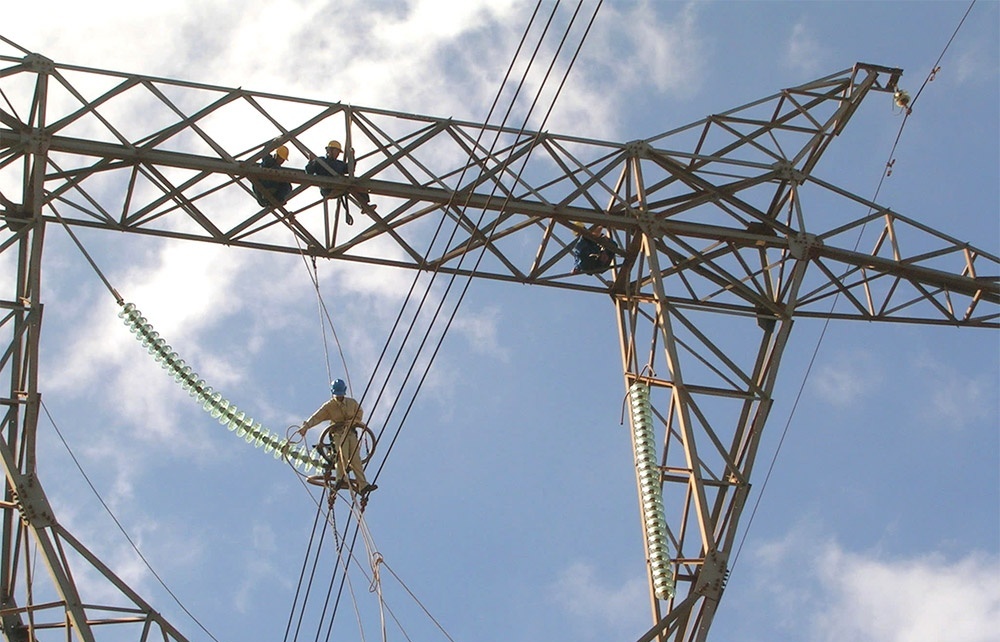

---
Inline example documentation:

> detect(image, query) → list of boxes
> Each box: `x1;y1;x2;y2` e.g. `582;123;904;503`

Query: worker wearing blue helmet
298;378;377;496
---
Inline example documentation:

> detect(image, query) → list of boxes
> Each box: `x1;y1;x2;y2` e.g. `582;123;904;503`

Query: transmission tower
0;42;996;642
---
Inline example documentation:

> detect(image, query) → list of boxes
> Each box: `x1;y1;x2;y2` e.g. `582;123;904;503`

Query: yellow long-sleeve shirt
302;395;365;432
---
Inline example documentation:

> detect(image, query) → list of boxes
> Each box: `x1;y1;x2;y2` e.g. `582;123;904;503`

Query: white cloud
812;546;1000;642
550;561;647;633
450;305;509;361
911;354;993;429
784;22;828;76
747;524;1000;642
810;348;882;406
952;35;1000;86
234;520;284;613
557;1;706;138
44;241;255;440
45;487;200;609
587;1;705;96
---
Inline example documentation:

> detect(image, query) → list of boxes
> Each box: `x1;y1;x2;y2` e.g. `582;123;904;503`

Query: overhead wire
315;509;367;642
351;0;550;413
283;486;330;642
291;486;444;642
5;18;584;641
287;20;556;609
304;11;584;620
294;0;556;620
361;1;571;472
730;0;978;573
277;32;531;623
40;399;221;642
294;0;604;636
369;0;604;487
318;0;602;617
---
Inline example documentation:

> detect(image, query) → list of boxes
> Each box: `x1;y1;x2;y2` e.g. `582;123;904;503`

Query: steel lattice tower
0;45;996;642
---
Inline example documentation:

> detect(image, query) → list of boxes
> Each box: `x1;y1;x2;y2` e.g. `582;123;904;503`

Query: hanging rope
291;199;353;395
287;2;605;637
289;1;560;624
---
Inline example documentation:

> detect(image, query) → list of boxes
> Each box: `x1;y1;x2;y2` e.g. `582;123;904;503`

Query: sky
2;1;999;641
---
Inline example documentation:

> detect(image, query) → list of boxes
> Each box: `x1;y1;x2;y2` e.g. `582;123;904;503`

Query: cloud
550;561;647;634
810;348;882;406
911;353;993;429
45;484;204;609
812;546;1000;642
747;524;1000;642
450;305;509;361
44;241;256;440
588;1;705;96
557;1;705;138
784;22;829;76
234;521;284;613
951;32;1000;86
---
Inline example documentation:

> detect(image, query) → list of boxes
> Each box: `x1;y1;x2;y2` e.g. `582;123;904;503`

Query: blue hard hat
331;379;347;396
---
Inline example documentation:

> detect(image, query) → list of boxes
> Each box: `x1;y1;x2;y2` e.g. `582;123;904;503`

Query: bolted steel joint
22;53;55;74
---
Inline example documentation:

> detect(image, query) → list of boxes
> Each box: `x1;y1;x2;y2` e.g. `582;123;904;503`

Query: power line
322;0;566;627
370;0;604;485
290;0;556;631
730;0;979;573
40;399;221;642
295;2;605;635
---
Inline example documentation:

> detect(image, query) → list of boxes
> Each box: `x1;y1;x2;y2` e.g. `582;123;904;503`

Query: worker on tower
253;144;292;207
571;230;617;275
305;140;375;225
297;378;377;497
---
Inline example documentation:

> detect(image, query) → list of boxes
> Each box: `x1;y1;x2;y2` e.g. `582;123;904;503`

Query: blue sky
3;1;998;641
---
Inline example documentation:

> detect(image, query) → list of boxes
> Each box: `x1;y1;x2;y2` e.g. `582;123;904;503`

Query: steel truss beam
0;46;996;642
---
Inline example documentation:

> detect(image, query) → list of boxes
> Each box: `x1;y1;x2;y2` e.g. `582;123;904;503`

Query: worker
304;140;375;225
297;378;377;496
253;145;292;207
571;231;617;275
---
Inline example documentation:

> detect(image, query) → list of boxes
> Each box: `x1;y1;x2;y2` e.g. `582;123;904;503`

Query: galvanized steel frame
0;44;997;642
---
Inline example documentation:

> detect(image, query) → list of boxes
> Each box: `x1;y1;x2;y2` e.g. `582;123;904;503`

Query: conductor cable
370;0;603;485
41;400;221;642
730;0;978;574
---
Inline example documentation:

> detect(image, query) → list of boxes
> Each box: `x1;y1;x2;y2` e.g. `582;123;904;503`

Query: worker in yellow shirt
298;378;377;497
